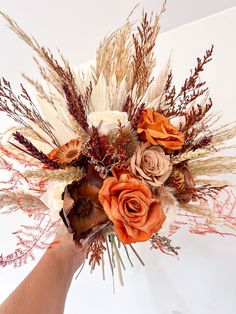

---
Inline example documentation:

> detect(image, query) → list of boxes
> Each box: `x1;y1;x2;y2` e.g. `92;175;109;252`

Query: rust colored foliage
87;233;106;266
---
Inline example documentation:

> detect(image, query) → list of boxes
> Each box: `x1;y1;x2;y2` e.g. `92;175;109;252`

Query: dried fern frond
0;214;59;267
181;201;236;233
0;191;48;214
0;143;42;167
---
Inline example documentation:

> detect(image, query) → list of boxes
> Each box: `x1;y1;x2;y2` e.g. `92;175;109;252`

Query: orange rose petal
137;108;185;150
99;177;117;198
138;202;166;234
110;196;123;221
145;132;158;145
147;129;169;139
145;108;154;123
115;223;135;244
111;181;151;199
118;190;152;206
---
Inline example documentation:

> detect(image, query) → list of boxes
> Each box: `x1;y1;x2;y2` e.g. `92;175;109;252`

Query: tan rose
98;172;165;244
129;142;172;187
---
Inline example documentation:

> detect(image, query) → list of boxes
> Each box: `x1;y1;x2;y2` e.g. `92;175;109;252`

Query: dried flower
137;108;185;150
129;142;172;187
61;166;109;243
98;172;166;244
48;139;82;165
167;161;196;204
87;110;129;134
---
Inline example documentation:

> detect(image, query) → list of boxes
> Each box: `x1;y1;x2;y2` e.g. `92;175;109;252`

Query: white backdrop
0;5;236;314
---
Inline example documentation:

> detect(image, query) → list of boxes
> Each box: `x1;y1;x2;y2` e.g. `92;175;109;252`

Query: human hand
49;225;89;274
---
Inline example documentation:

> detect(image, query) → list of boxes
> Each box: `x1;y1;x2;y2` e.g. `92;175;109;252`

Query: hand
49;225;89;274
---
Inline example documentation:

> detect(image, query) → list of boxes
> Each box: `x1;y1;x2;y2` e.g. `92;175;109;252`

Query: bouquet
0;7;235;283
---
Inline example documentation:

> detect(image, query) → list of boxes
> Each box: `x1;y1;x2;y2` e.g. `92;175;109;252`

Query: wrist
45;232;87;275
47;245;78;276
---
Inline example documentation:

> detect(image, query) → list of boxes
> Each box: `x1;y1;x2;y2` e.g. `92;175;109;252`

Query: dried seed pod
167;161;196;204
167;169;185;193
60;166;109;243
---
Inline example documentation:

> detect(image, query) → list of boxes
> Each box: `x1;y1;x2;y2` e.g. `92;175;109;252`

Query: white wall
0;3;236;314
0;0;236;83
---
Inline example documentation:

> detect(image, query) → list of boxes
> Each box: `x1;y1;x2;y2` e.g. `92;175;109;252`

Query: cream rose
40;182;67;220
87;110;128;134
129;142;172;187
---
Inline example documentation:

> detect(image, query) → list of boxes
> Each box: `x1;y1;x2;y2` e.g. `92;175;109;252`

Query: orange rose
98;172;165;244
137;108;185;150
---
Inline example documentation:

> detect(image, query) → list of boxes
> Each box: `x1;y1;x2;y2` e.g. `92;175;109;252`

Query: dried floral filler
0;8;235;283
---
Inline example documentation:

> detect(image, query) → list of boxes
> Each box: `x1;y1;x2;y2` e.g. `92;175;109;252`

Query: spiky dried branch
13;131;60;169
0;78;59;146
150;234;180;256
131;12;161;98
159;45;214;117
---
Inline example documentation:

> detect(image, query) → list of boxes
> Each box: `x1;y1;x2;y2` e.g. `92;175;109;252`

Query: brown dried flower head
60;166;109;243
48;139;83;165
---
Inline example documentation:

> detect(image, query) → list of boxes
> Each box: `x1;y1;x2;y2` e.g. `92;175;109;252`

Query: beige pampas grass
189;156;236;177
172;148;211;164
25;167;83;182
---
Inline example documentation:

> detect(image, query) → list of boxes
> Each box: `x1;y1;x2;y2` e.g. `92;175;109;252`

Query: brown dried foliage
0;12;89;131
85;124;138;178
13;131;60;169
131;12;160;98
150;234;180;256
90;127;103;161
122;95;145;130
0;78;59;147
87;233;106;266
181;98;213;151
159;45;213;117
107;123;139;160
